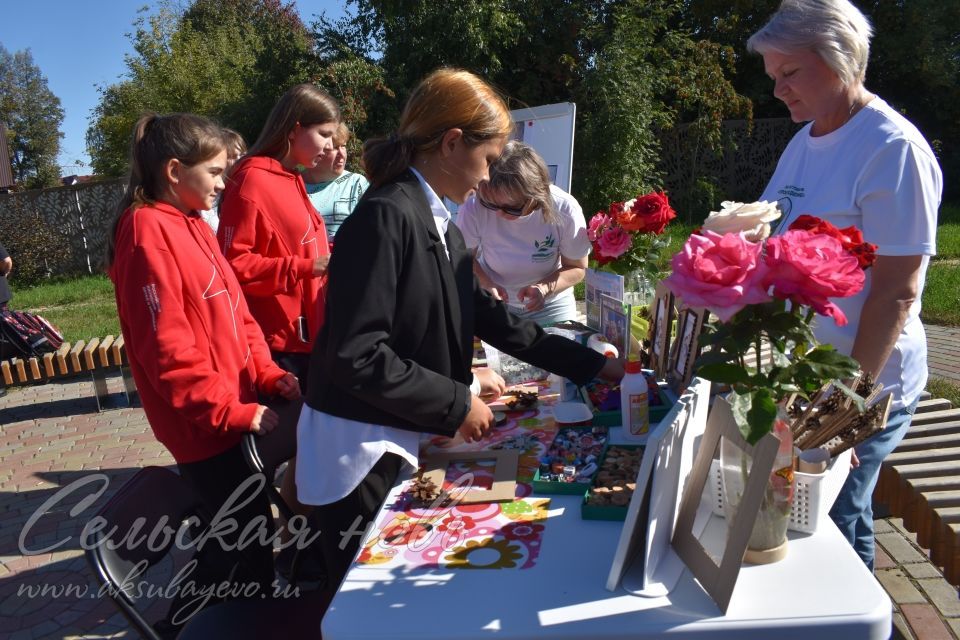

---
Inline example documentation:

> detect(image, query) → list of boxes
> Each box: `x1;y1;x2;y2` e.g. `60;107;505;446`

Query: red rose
848;241;879;269
789;215;877;269
615;192;675;235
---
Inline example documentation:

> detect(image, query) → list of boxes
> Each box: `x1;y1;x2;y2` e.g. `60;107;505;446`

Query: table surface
322;389;892;640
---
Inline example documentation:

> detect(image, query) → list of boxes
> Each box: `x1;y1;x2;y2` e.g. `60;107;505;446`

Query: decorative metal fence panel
0;178;125;278
659;118;800;219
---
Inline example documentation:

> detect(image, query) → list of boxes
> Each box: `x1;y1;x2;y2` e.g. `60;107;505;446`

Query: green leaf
744;388;778;445
697;363;752;384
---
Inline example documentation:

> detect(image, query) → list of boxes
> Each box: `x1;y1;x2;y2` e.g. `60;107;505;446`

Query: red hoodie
218;156;329;354
110;201;287;463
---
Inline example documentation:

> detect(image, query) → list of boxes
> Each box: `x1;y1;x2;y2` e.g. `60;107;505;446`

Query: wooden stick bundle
789;372;893;456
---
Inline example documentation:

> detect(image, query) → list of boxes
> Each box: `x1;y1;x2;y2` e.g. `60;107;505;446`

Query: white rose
701;200;782;241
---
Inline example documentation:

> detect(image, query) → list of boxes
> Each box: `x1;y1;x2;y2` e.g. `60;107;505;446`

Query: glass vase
622;270;654;360
719;405;795;564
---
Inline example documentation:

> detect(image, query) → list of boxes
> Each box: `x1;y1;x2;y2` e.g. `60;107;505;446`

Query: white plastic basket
706;448;851;534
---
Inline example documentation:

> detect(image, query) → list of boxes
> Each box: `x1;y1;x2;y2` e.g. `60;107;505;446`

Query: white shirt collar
409;167;451;251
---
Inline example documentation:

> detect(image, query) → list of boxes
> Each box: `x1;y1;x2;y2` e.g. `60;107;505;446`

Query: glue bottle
587;333;619;358
620;358;649;442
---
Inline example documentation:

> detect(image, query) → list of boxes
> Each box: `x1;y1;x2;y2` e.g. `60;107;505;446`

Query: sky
0;0;349;176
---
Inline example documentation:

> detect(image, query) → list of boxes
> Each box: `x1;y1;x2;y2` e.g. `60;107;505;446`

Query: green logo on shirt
531;234;556;262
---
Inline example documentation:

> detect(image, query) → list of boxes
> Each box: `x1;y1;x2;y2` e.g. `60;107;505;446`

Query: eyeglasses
476;193;530;217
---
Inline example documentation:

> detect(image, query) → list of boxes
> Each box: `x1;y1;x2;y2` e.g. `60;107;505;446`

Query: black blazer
306;170;606;437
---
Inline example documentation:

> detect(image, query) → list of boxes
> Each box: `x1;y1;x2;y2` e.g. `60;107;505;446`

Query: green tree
0;45;64;189
862;0;960;199
315;0;749;216
87;0;314;176
575;0;751;217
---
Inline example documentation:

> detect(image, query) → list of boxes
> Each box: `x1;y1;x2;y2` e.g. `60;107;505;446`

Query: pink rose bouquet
665;214;871;444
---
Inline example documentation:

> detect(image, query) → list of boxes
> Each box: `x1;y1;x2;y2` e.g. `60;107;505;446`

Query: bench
874;395;960;585
0;334;137;411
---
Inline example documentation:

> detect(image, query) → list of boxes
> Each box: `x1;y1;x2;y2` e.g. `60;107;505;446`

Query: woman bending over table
455;141;591;326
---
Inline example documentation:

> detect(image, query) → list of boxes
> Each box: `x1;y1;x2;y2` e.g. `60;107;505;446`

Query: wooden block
42;352;55;378
112;334;125;366
907;480;960;547
931;507;960;561
893;433;960;453
14;358;27;383
1;360;12;386
912;408;960;426
887;446;960;465
83;338;100;371
903;420;960;440
98;335;114;368
69;340;86;374
944;523;960;586
56;342;70;375
917;398;955;414
907;489;960;538
29;357;41;381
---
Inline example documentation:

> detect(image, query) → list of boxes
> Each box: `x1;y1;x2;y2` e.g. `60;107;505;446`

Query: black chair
85;465;329;640
84;466;209;640
241;397;303;523
241;397;326;585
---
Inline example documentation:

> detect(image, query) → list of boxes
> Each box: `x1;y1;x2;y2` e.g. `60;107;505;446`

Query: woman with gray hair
455;141;591;325
750;0;942;570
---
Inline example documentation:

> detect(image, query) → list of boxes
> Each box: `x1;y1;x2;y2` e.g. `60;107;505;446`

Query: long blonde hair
108;113;226;265
247;84;341;160
363;68;513;188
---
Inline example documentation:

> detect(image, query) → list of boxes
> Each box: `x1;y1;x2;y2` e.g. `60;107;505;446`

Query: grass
926;377;960;407
921;264;960;326
13;274;120;342
935;202;960;261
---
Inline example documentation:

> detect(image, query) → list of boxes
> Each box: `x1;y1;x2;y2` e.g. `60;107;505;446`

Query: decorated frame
420;450;520;504
649;283;675;379
670;396;780;613
667;306;707;395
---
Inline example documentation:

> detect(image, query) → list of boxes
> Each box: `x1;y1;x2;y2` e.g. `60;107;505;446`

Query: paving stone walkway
1;325;959;639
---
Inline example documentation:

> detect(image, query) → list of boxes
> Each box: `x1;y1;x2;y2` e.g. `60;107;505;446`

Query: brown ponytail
362;68;513;188
107;113;227;266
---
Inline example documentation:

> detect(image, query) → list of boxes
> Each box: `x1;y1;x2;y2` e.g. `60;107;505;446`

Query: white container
706;448;852;533
620;359;649;442
587;333;619;358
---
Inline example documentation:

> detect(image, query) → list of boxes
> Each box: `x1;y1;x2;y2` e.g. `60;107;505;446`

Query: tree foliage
315;0;750;215
87;0;315;176
685;0;960;198
0;45;64;189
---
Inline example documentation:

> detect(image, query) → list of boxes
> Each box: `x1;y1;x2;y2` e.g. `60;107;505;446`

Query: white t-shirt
761;97;942;410
455;184;591;310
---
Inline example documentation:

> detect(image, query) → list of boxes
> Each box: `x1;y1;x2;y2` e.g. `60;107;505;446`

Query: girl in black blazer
297;68;624;590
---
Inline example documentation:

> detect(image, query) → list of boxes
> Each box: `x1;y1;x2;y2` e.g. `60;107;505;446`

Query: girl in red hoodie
217;84;339;576
108;113;301;629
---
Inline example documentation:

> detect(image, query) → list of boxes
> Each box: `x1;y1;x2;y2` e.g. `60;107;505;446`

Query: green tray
580;443;645;521
530;425;608;495
532;468;596;495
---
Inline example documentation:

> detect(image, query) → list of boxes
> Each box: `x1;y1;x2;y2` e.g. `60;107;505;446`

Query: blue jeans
829;400;918;570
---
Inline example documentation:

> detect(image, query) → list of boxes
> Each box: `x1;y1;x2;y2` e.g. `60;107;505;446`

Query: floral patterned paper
355;384;561;571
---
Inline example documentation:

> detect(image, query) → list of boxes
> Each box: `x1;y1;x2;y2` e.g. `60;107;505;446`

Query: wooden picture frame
670;396;780;613
667;306;706;395
649;283;675;380
420;450;519;504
